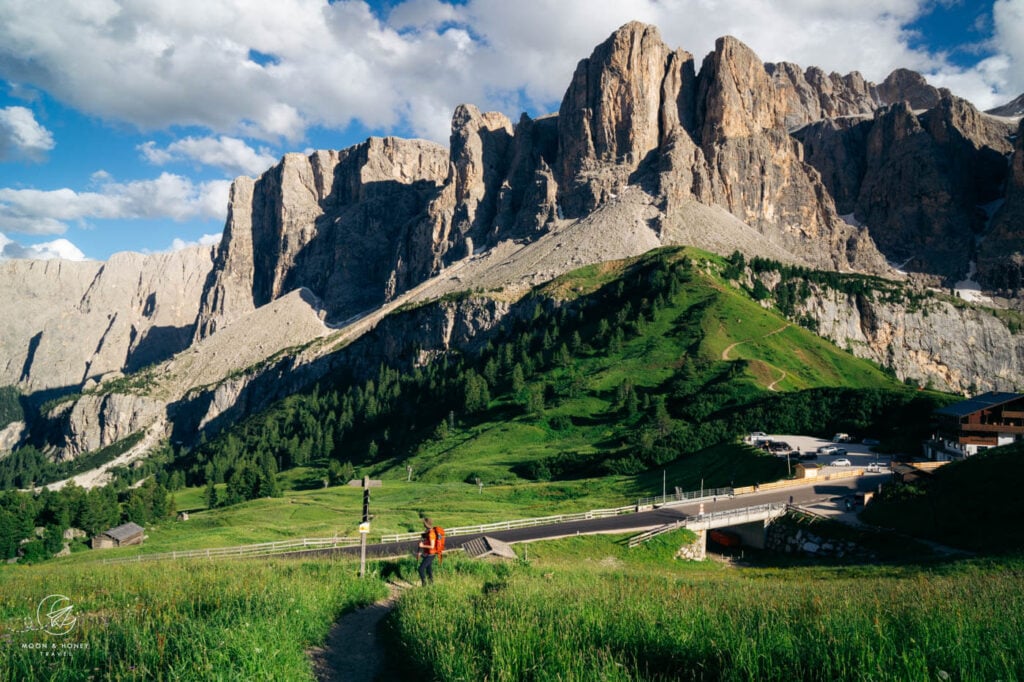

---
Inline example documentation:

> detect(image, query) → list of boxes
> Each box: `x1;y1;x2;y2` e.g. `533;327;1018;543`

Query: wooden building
925;392;1024;460
91;522;145;549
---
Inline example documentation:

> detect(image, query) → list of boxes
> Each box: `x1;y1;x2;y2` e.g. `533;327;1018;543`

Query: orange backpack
431;526;446;563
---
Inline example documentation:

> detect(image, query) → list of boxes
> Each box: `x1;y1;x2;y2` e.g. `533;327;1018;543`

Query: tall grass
389;540;1024;681
0;558;385;681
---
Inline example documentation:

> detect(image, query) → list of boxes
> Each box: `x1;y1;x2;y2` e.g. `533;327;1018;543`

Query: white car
817;445;839;455
832;458;852;467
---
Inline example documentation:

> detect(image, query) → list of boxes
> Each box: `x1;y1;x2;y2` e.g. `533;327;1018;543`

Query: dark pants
418;553;435;585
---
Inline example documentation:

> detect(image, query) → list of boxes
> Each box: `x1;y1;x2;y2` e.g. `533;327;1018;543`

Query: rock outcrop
796;94;1015;279
195;138;449;337
979;119;1024;291
877;68;943;110
0;246;215;393
767;62;879;130
794;283;1024;394
60;392;164;460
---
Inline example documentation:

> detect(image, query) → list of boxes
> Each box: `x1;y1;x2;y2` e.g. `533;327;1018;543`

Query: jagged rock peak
986;92;1024;118
449;104;514;233
558;22;677;175
877;68;943;110
696;35;784;140
195;137;449;338
766;61;880;130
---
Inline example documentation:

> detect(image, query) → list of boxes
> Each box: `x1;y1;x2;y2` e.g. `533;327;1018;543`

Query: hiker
418;517;438;586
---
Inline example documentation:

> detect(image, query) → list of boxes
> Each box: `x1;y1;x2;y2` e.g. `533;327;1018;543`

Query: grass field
8;529;1020;681
0;557;384;681
389;535;1024;681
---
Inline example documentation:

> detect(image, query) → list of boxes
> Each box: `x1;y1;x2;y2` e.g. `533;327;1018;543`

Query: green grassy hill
182;247;939;494
862;441;1024;550
55;246;949;554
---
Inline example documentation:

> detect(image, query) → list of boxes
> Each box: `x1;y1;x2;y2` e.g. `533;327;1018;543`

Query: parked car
832;458;852;467
833;448;847;456
769;441;792;452
817;445;839;455
832;432;851;442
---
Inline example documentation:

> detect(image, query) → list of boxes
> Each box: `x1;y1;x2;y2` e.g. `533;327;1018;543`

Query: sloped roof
935;392;1024;418
102;522;144;541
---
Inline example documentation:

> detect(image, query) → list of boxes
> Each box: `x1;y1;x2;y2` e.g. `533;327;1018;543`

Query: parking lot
751;434;891;472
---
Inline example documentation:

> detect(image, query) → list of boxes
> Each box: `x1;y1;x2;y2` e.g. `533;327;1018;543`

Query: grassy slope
0;557;385;681
390;537;1024;681
862;441;1024;550
395;248;895;484
57;248;920;559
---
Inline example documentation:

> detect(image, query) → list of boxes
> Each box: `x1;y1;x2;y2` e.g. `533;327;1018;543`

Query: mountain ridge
1;21;1022;465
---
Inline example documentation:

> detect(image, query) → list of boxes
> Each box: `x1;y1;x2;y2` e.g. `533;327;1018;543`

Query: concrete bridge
628;502;790;558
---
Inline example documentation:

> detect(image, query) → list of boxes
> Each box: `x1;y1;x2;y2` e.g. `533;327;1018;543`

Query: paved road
285;474;887;561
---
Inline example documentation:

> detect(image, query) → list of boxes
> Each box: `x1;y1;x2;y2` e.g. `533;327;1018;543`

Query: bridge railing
628;502;791;547
627;521;687;548
380;504;638;544
636;486;733;509
686;502;789;526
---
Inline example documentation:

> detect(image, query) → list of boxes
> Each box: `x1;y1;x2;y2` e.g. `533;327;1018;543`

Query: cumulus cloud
0;231;87;260
168;232;222;252
0;173;230;236
139;135;278;177
0;106;55;161
0;0;1018;146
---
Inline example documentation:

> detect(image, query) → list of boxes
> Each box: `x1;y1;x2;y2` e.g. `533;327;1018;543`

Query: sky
0;0;1021;262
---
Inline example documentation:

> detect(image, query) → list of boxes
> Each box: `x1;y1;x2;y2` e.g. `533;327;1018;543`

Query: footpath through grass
388;534;1024;681
0;557;385;681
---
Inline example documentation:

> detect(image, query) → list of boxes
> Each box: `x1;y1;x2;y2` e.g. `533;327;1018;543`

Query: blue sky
0;0;1021;261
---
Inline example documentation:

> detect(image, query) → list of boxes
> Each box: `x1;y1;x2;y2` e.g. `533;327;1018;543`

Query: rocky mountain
2;21;1023;469
987;93;1024;118
767;65;944;131
795;94;1015;280
0;247;215;394
978;118;1024;292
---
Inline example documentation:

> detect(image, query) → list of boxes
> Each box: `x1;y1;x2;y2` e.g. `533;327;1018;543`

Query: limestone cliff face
0;246;215;393
876;69;942;110
557;22;683;216
196;138;449;337
554;25;886;272
796;95;1014;279
978;119;1024;291
794;284;1024;394
59;392;164;460
767;63;879;130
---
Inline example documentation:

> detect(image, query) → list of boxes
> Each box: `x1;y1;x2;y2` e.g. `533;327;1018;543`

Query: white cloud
0;106;55;161
168;232;222;252
139;135;278;177
0;231;87;260
0;173;230;236
0;0;1017;147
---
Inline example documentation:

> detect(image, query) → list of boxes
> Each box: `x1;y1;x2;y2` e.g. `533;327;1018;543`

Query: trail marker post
359;477;371;577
